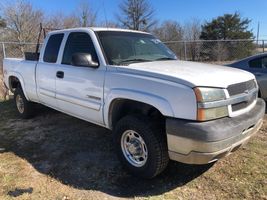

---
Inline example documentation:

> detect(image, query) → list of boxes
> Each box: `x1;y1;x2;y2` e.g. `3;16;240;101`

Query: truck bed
3;58;39;101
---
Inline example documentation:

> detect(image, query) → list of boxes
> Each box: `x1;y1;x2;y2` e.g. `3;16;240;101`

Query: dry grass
0;100;266;200
0;73;9;101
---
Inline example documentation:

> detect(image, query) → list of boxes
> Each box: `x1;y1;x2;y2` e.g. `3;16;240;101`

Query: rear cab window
43;33;64;63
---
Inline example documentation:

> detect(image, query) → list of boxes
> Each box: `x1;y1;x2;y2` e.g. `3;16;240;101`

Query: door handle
56;71;64;79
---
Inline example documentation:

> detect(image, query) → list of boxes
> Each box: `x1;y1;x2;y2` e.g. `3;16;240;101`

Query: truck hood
116;60;255;88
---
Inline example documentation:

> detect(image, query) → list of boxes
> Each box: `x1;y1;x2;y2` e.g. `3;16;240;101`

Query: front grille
227;79;257;112
232;99;254;111
227;79;256;97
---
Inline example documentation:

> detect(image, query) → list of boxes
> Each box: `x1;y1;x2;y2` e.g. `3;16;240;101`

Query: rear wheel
14;87;35;119
114;115;169;179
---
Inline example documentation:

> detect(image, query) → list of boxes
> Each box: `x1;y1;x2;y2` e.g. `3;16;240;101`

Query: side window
249;56;267;68
62;32;98;65
43;34;64;63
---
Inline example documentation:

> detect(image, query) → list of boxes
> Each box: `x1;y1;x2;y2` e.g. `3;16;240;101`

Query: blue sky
3;0;267;39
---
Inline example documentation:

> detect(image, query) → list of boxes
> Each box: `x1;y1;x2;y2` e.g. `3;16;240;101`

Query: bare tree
0;16;6;41
0;13;7;100
64;15;80;28
3;0;43;43
153;20;183;41
98;20;119;28
45;1;97;29
0;16;6;28
183;19;201;61
184;19;201;41
117;0;156;31
46;1;97;29
1;0;43;100
45;12;79;29
0;16;7;100
76;0;97;27
153;20;183;58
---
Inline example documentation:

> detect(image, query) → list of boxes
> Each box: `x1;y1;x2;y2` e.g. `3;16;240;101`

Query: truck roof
49;27;150;35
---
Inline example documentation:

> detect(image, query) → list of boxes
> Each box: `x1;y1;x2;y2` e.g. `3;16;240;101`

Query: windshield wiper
118;57;175;65
156;57;176;61
119;58;151;65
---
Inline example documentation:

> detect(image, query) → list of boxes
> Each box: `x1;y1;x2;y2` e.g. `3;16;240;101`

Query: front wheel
14;87;35;119
113;115;169;179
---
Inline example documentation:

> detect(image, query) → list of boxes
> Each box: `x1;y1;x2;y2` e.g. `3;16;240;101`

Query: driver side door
55;31;105;125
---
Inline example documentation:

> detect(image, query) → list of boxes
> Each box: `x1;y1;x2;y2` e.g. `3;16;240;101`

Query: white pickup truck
3;28;265;178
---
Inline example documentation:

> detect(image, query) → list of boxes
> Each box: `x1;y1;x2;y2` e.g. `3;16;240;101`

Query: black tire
14;87;35;119
113;115;169;179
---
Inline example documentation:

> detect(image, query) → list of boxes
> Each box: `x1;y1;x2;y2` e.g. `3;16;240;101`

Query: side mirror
71;53;99;68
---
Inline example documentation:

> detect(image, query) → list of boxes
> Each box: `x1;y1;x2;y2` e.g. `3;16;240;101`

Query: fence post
2;43;6;58
184;41;187;61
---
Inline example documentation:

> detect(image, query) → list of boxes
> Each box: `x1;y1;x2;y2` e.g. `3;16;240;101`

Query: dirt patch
0;100;266;200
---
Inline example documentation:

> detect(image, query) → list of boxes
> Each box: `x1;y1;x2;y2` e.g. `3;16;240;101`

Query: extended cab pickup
3;28;265;178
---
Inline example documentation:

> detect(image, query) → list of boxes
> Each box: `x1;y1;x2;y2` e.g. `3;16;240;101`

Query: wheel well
9;76;21;92
109;99;165;129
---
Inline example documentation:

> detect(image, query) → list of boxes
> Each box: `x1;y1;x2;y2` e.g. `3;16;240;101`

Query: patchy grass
0;100;266;200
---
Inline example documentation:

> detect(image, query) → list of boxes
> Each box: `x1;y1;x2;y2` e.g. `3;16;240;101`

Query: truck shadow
0;100;214;198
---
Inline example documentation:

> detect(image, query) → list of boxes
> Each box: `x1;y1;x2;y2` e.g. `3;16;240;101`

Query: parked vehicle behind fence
3;27;265;178
227;53;267;100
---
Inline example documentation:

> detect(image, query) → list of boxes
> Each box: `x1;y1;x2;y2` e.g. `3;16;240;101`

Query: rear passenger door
55;31;105;125
36;33;64;108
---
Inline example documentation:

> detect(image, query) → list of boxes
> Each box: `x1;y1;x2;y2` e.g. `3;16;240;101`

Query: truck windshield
96;31;177;65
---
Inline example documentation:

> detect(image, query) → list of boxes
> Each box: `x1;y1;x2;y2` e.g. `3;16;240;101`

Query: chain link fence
0;39;266;99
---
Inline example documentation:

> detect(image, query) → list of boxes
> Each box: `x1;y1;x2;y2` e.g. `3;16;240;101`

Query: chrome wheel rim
121;130;148;167
16;94;24;114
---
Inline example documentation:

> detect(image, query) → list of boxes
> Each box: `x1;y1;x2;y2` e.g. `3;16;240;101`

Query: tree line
0;0;255;61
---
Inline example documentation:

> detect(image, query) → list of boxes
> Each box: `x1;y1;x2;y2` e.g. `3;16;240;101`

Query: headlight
194;87;228;121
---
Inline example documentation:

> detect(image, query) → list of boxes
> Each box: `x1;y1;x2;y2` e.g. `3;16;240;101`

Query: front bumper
166;98;265;164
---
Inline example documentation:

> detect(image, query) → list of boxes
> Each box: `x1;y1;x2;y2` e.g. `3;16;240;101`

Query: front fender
104;88;175;129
